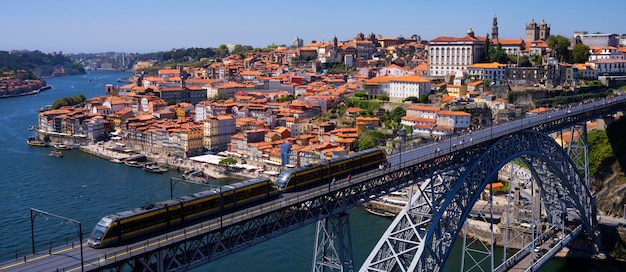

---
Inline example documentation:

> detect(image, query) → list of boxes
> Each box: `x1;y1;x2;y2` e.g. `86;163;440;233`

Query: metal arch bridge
1;96;625;272
361;130;591;272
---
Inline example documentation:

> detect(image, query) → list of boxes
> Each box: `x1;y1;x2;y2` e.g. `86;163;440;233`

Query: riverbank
79;142;257;181
0;84;51;98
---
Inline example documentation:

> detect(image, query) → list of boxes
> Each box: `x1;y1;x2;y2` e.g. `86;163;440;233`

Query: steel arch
361;130;595;272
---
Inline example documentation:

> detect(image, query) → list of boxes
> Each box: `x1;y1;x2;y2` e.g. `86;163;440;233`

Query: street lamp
170;177;184;200
30;208;84;272
398;127;406;170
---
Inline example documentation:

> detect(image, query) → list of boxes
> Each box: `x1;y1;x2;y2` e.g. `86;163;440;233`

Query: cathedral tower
491;15;499;41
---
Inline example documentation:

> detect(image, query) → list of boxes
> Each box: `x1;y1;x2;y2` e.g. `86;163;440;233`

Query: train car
87;177;277;248
275;148;387;192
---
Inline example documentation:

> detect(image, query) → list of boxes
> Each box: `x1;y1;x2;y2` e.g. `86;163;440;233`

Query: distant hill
0;50;85;79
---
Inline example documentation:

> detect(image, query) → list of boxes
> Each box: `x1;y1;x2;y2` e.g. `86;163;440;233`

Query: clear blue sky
1;0;624;54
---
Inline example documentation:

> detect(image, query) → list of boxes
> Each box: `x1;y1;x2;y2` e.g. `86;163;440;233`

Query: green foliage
0;50;84;77
572;43;591;63
354;91;367;98
419;94;429;103
167;99;177;106
511;55;533;67
341;120;354;126
404;96;419;103
388;106;406;125
357;138;376;151
547;35;572;63
327;63;347;74
357;130;386;151
531;54;543;66
587;129;614;176
219;157;237;165
51;94;86;110
278;95;294;103
606;118;626;171
533;88;608;108
487;43;508;63
376;94;389;101
345;97;380;111
483;34;491;62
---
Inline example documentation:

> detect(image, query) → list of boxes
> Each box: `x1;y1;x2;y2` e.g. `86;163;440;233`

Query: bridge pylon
313;212;354;272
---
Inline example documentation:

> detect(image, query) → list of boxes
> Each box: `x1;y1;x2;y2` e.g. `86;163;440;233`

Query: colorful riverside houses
0;77;48;97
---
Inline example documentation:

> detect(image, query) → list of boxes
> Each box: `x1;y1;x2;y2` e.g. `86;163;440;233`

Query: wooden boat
27;137;48;147
144;163;168;173
49;150;63;157
53;143;73;150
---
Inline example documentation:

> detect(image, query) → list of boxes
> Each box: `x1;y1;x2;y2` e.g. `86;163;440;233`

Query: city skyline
1;0;625;54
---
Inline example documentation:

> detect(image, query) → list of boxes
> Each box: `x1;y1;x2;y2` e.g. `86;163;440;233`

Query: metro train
87;148;387;248
275;148;387;191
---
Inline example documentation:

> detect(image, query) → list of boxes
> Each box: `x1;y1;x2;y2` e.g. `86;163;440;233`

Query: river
0;70;622;271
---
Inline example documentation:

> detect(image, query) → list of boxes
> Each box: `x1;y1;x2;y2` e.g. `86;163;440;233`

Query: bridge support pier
312;212;354;272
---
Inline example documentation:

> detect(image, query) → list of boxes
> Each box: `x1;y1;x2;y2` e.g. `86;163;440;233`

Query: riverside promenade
79;142;257;180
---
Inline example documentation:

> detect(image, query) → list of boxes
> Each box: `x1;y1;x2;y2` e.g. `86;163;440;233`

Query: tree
278;95;294;103
354;91;368;99
376;94;389;101
219;157;237;166
483;34;491;62
419;94;429;103
489;43;508;63
573;43;591;63
547;35;572;63
404;96;419;103
389;106;406;124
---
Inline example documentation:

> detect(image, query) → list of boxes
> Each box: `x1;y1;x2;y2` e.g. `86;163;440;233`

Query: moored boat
182;170;210;183
27;137;48;147
144;163;168;173
365;207;395;218
53;143;74;150
124;160;143;168
49;150;63;157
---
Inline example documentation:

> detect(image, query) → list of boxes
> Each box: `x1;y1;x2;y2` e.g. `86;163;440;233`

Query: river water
0;70;621;271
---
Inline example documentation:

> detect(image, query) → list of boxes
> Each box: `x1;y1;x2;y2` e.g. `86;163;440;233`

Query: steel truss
313;213;354;272
360;130;595;272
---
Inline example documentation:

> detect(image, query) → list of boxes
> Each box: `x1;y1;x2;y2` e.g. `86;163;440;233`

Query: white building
377;64;413;77
429;28;485;78
588;46;624;61
401;105;471;137
364;75;431;102
588;58;626;75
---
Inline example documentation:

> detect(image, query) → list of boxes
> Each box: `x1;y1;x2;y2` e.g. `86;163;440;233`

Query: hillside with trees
0;50;85;78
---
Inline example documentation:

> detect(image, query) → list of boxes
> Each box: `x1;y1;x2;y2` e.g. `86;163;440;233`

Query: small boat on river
124;160;143;168
27;137;48;147
144;163;168;173
365;207;396;218
53;143;74;150
49;150;63;157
